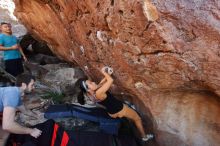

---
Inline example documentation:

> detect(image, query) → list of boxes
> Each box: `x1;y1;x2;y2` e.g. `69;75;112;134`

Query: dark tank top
98;92;123;114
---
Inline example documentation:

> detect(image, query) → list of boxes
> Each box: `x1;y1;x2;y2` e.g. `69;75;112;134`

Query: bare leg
122;105;146;137
109;104;146;137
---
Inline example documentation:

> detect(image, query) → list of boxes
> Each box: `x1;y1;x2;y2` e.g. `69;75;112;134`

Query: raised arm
97;78;107;88
2;107;42;138
95;69;113;99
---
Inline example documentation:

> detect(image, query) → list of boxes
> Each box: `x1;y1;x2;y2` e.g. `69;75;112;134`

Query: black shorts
5;58;24;76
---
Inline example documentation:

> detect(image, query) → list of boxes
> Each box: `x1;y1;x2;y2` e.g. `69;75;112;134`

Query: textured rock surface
150;91;220;146
14;0;220;145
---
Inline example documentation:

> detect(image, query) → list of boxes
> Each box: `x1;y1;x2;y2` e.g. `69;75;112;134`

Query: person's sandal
142;134;154;142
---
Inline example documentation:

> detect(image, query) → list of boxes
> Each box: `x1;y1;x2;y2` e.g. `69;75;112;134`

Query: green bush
41;91;65;104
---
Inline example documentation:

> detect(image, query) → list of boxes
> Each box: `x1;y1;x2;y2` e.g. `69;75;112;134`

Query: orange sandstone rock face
149;91;220;146
14;0;220;145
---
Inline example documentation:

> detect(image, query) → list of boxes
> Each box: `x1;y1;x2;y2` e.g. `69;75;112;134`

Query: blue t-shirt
0;87;22;111
0;34;21;60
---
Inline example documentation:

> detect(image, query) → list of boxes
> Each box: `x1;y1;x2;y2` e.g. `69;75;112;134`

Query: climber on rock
77;66;154;142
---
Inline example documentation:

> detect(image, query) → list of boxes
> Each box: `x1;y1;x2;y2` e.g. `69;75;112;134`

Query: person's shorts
5;58;24;76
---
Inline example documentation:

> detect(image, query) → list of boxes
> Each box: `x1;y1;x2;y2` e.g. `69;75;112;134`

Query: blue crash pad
44;104;121;135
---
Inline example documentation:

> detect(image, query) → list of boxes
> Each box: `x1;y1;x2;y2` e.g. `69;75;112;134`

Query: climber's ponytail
75;78;88;105
77;90;85;105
